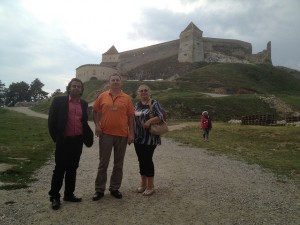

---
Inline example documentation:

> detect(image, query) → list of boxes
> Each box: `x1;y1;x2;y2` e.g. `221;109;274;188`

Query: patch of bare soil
0;164;14;172
168;122;197;131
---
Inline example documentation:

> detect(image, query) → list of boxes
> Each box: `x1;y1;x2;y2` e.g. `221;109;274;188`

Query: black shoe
51;198;60;210
63;195;82;202
92;192;104;201
110;190;122;199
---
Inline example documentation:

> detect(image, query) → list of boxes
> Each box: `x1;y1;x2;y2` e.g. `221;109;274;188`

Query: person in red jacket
201;111;212;141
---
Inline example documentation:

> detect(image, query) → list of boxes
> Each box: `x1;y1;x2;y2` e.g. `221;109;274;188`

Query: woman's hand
143;116;161;129
143;120;151;129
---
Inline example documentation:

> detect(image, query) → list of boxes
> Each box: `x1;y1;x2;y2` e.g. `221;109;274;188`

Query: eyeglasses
138;89;149;93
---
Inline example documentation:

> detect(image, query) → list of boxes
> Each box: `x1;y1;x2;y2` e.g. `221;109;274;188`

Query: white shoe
143;188;155;196
136;186;146;193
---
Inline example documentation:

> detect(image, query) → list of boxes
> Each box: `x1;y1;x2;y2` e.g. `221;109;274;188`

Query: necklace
141;99;150;105
110;94;119;111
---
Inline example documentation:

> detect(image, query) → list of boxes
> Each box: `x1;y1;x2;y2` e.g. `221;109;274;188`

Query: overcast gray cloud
132;0;300;71
0;0;299;94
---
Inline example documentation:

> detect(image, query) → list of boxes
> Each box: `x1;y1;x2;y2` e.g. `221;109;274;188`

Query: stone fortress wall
118;40;180;72
76;22;272;82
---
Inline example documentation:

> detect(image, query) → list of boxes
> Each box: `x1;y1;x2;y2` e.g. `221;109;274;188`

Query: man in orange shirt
92;74;135;200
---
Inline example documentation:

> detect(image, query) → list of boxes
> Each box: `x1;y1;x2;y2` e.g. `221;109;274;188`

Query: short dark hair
66;78;84;96
109;73;122;81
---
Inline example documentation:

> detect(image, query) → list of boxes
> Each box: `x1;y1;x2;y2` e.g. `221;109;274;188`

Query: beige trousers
95;134;128;192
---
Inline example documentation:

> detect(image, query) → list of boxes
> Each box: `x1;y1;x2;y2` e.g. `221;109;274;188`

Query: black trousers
49;136;83;200
134;143;156;177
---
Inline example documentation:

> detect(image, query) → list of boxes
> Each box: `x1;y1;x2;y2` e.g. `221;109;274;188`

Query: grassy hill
32;63;300;122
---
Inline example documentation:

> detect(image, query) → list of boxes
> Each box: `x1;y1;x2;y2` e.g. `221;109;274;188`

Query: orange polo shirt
93;90;134;137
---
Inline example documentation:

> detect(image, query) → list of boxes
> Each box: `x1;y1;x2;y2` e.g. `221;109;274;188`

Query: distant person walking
92;74;135;201
201;111;212;141
48;78;93;210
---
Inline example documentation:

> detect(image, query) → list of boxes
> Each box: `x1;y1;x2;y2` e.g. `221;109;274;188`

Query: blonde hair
137;84;151;95
202;111;208;115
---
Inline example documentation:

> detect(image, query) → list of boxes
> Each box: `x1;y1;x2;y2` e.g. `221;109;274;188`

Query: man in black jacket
48;78;92;210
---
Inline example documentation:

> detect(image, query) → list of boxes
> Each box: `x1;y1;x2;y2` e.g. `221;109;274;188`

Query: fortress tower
178;22;204;63
102;45;120;63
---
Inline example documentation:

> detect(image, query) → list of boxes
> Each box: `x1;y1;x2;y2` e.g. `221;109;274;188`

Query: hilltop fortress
76;22;272;82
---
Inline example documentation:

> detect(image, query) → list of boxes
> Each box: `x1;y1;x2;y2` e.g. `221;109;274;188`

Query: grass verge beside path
164;121;300;182
0;108;54;190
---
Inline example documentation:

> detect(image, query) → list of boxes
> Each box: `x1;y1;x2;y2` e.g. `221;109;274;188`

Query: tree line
0;78;63;107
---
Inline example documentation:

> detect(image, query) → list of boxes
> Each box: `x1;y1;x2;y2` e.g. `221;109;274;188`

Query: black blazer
48;95;93;147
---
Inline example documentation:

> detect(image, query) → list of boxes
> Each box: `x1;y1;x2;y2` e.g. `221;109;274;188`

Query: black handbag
83;123;94;147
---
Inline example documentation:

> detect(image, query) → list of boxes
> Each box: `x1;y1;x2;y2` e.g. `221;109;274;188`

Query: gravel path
1;107;299;225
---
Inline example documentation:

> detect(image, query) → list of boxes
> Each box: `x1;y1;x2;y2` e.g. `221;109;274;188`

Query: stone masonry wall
246;41;272;64
117;40;179;72
76;64;117;82
203;37;252;58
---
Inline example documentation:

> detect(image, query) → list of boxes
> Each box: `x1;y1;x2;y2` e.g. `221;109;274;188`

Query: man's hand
127;133;134;145
95;126;102;137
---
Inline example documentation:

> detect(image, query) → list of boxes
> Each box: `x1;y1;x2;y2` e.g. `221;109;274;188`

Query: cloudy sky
1;0;299;94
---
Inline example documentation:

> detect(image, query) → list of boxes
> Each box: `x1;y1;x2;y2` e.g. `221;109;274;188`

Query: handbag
150;121;169;135
83;122;94;147
149;99;169;135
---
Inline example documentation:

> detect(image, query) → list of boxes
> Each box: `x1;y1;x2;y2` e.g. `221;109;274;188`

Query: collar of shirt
69;95;81;103
109;89;124;97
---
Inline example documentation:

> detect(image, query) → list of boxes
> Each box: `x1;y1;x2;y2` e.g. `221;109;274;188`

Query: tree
5;81;30;106
0;80;6;107
29;78;48;101
51;89;63;97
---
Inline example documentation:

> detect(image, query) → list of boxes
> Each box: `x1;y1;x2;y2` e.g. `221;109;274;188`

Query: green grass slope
176;63;300;95
33;63;300;121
